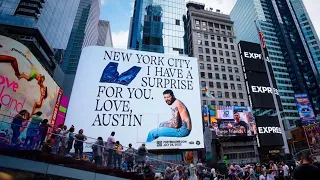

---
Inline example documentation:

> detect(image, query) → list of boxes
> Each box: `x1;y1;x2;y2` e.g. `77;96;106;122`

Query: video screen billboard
65;46;203;150
209;106;257;137
294;94;316;125
203;105;217;124
255;116;284;147
238;41;273;74
0;35;61;120
304;123;320;154
246;71;282;109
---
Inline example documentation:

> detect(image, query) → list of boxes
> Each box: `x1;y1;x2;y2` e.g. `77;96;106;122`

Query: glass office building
128;0;186;55
0;0;80;49
290;0;320;75
230;0;320;129
61;0;100;75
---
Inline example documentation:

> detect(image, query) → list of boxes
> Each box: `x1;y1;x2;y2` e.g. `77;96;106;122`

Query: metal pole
254;20;290;153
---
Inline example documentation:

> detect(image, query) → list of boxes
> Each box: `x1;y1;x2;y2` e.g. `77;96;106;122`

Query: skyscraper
61;0;101;75
97;20;113;47
230;0;320;129
128;0;185;55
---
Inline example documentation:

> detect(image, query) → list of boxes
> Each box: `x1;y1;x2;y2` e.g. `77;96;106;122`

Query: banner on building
203;105;217;124
294;94;316;125
65;46;203;150
304;123;320;154
255;116;284;147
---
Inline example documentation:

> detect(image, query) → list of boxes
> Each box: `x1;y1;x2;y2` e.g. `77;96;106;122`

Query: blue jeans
146;121;191;142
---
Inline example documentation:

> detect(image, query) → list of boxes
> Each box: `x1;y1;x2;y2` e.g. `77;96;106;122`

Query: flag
202;86;214;98
259;31;266;48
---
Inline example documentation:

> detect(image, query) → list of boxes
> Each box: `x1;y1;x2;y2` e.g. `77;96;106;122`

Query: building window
196;26;200;30
222;74;227;80
231;45;234;50
239;93;244;99
213;57;218;62
217;82;221;88
226;101;231;106
217;36;221;41
234;67;239;73
227;59;231;64
223;37;227;42
206;56;211;62
227;26;231;30
197;32;201;38
211;35;215;40
203;100;207;105
218;43;222;48
234;101;238;106
212;49;217;54
198;40;202;45
176;19;180;25
205;41;209;46
228;66;232;72
236;75;240;81
222;31;226;35
209;81;214;88
228;32;232;36
231;83;235;90
199;55;204;61
211;42;215;47
221;66;225;71
215;23;219;28
214;65;219;70
204;34;208;39
232;92;237;98
198;47;203;53
229;38;233;43
202;27;206;31
225;92;230;98
208;73;213;79
215;73;220;79
206;48;210;53
233;59;237;65
202;21;207;26
232;52;236;57
237;84;242;90
219;50;223;55
226;51;230;57
218;91;222;98
224;44;228;49
224;82;228;89
201;81;206;87
240;102;245;106
229;75;234;81
200;63;204;69
219;101;223;105
207;64;212;70
201;72;205;78
211;101;216;105
196;20;200;25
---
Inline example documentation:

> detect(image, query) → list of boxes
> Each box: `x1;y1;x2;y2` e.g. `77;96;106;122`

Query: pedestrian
93;137;104;166
282;162;289;180
74;129;86;159
293;152;320;180
114;141;123;169
59;125;69;155
106;131;116;167
36;119;49;150
11;110;30;145
64;126;75;155
125;143;135;171
51;127;61;154
210;167;216;180
269;161;278;179
137;143;148;165
189;163;197;180
24;111;43;149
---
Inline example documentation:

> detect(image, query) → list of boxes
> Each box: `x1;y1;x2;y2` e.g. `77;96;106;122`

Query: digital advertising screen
209;106;257;137
65;46;203;150
0;35;61;144
304;123;320;154
255;116;284;147
294;94;316;125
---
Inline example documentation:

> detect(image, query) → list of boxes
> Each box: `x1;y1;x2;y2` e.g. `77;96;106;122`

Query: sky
100;0;320;49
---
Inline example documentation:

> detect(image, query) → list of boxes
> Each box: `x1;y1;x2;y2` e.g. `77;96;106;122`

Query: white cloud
112;30;129;49
191;0;237;14
303;0;320;37
101;0;107;6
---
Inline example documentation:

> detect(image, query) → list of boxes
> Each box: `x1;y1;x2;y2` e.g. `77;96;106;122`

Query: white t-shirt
259;175;266;180
283;165;289;176
211;168;216;177
106;136;115;149
267;172;275;180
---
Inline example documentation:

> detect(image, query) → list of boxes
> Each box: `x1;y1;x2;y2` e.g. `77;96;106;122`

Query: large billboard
209;106;256;137
294;94;316;125
0;35;61;121
65;46;203;150
255;116;284;147
246;71;282;109
304;123;320;154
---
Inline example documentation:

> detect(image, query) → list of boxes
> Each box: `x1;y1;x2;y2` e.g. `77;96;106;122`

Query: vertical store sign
51;89;63;127
294;94;316;125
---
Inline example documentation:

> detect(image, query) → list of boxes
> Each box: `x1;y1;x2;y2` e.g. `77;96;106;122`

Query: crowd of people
3;110;320;180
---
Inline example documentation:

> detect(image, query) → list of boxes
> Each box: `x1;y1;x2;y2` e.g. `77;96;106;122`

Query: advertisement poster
255;116;284;147
203;105;217;125
210;106;256;137
0;35;60;143
65;46;203;150
304;123;320;154
294;94;316;125
55;95;69;126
